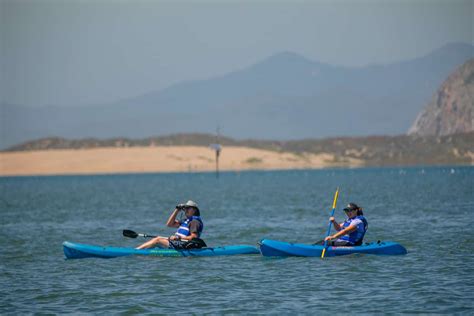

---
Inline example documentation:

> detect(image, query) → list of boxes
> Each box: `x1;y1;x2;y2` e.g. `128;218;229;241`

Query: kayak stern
63;241;260;259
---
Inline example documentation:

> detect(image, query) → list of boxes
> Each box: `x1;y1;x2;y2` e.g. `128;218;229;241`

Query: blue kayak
259;239;407;257
63;241;260;259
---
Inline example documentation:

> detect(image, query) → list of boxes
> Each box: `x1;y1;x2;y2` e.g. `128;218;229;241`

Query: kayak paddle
321;187;340;259
123;229;157;239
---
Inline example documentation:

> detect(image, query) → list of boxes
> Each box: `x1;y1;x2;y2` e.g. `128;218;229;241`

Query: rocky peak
408;59;474;136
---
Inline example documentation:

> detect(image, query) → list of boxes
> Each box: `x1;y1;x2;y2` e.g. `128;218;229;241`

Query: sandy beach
0;146;363;176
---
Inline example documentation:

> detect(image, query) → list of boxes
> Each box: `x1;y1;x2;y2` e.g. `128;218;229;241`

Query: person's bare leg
136;236;170;249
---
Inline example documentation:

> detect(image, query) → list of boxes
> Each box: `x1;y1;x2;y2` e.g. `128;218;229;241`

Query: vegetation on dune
245;157;263;164
3;132;473;167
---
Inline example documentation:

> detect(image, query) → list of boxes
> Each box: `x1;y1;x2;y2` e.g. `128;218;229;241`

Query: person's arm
166;208;182;228
325;224;357;241
175;232;199;241
329;217;342;231
177;220;201;241
169;222;199;241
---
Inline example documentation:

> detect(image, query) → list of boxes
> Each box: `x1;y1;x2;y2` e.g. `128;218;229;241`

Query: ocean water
1;167;473;314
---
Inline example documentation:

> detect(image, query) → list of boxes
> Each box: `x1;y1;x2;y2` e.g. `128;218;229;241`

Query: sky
1;0;473;107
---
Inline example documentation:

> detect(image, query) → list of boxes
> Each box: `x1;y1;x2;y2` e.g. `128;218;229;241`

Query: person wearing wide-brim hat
136;200;205;250
323;203;368;246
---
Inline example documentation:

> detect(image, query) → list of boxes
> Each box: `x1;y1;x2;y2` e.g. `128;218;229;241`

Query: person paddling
136;200;205;250
323;203;368;246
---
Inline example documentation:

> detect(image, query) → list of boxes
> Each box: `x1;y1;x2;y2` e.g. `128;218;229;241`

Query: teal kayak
259;239;407;257
63;241;260;259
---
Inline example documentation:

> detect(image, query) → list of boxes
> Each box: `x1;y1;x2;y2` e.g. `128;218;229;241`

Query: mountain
408;58;474;136
2;42;474;149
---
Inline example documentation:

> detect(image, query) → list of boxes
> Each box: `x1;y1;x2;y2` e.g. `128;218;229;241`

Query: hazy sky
1;0;473;107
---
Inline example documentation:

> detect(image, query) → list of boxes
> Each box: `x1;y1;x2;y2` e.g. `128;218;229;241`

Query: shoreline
0;145;363;177
0;166;358;178
2;165;471;179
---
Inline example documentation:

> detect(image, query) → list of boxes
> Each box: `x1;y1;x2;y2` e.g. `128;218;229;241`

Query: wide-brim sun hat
184;200;200;216
184;200;199;210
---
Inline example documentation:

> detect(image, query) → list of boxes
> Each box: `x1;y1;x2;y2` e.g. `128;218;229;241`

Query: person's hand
324;235;334;242
329;217;335;223
169;235;180;241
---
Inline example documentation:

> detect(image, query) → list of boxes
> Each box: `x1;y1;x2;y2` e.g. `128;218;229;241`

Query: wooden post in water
210;127;222;179
215;145;221;178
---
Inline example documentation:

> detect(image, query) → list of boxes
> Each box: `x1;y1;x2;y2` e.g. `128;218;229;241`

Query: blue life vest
175;216;203;238
339;215;368;245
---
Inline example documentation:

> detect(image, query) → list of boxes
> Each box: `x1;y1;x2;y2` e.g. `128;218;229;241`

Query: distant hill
5;132;473;167
2;42;473;149
408;58;474;136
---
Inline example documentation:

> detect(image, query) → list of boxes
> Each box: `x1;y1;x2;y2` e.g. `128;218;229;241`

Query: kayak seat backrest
183;238;207;249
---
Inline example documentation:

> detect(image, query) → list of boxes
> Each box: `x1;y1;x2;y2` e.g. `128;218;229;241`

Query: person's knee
154;237;168;244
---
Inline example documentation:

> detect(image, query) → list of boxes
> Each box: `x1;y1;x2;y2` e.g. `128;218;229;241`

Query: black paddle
123;229;157;239
123;229;208;249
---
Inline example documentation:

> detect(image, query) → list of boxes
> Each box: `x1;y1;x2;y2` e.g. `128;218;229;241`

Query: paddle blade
123;229;138;238
332;188;339;209
321;248;326;259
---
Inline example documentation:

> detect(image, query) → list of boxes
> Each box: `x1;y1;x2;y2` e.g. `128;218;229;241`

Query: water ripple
1;167;473;314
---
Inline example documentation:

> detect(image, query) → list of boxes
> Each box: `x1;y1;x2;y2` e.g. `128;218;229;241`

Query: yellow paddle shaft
321;188;340;259
332;189;339;209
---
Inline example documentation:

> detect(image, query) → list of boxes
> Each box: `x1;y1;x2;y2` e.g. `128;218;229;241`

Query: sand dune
0;146;363;176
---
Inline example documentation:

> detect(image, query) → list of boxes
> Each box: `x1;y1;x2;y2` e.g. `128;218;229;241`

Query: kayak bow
259;239;407;257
